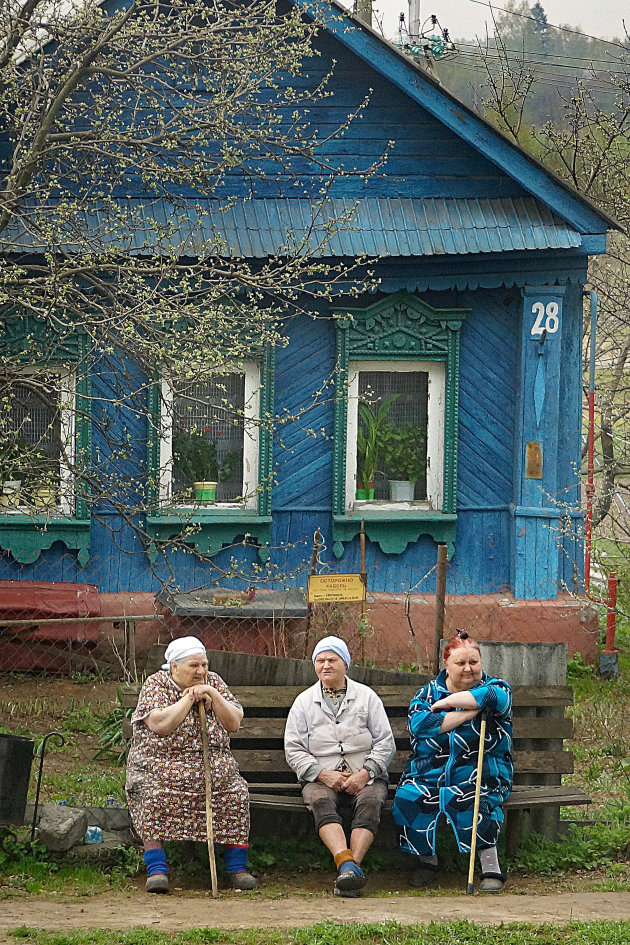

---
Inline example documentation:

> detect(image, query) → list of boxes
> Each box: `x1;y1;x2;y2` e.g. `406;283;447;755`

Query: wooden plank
248;785;590;814
231;749;574;776
229;715;571;740
231;685;574;709
503;786;590;807
122;683;573;711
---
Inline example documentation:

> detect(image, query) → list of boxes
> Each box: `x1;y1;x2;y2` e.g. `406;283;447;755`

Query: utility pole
355;0;372;27
408;0;421;42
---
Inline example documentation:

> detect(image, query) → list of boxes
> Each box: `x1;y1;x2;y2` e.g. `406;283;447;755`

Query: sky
340;1;629;43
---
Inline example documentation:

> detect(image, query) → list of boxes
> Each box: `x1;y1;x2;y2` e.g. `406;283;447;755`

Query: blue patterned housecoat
392;670;513;856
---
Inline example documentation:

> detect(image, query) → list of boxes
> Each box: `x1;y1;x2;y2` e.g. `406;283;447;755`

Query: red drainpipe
584;291;597;594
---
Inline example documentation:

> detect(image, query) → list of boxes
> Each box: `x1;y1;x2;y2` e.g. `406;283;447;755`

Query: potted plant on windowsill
382;422;426;502
27;454;60;512
0;437;29;510
172;431;220;504
356;394;399;500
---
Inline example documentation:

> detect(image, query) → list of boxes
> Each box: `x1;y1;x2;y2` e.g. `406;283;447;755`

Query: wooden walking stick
466;710;487;895
198;701;219;898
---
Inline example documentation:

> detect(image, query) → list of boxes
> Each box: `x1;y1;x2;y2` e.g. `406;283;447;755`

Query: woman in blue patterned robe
392;630;513;892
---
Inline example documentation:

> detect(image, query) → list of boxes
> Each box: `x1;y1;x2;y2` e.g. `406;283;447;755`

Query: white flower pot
389;480;415;502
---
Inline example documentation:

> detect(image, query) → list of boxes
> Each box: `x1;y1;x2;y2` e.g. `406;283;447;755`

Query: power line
444;56;623;94
464;0;629;52
454;47;630;80
456;40;630;69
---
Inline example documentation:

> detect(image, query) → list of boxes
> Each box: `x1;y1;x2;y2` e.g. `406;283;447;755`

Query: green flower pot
194;480;217;504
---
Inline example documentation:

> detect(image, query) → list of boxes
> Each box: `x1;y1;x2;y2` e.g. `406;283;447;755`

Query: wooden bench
122;677;590;857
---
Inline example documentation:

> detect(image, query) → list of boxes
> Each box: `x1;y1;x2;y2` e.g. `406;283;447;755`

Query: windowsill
0;515;91;566
332;509;457;558
145;509;272;562
349;500;433;513
148;506;265;521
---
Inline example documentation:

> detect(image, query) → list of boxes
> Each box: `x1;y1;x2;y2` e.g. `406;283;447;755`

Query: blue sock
224;844;249;873
144;848;168;876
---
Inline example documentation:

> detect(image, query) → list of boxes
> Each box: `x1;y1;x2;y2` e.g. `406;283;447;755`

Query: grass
39;766;126;806
7;921;630;945
0;832;139;900
0;640;629;897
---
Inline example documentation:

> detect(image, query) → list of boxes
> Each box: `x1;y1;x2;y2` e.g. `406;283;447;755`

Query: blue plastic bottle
84;826;103;844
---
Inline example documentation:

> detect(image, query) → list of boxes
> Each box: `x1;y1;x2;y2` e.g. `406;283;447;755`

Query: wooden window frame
145;346;274;562
0;317;91;566
331;291;467;558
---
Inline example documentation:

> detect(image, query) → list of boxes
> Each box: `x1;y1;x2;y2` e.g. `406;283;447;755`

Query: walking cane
198;701;219;898
466;710;487;895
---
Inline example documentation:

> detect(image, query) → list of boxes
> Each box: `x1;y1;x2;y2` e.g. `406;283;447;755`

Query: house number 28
530;301;559;336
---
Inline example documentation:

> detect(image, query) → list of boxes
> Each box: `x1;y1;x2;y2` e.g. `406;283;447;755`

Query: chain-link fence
0;542;610;811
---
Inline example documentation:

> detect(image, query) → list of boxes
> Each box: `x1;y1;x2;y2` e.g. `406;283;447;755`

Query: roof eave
296;0;620;238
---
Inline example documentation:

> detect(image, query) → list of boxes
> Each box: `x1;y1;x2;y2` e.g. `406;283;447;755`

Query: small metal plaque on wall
307;574;366;602
525;441;543;479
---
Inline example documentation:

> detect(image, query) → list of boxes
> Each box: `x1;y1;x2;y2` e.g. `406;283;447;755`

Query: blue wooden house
0;1;614;647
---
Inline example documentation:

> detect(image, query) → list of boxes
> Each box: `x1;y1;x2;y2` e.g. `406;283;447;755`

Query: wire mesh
0;543;610;810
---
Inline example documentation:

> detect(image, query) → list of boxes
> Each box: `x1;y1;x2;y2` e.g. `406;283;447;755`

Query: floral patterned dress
125;670;249;844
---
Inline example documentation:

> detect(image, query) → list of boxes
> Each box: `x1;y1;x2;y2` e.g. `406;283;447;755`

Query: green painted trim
333;318;350;517
332;512;457;558
0;312;85;362
145;347;275;561
331;292;467;550
0;314;92;563
145;514;272;563
443;325;460;515
257;343;274;517
0;517;91;566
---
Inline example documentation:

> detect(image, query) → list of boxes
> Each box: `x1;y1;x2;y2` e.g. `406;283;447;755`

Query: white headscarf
311;635;351;668
162;636;207;670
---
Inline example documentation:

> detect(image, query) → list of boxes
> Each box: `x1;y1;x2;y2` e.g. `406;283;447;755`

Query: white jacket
284;677;396;783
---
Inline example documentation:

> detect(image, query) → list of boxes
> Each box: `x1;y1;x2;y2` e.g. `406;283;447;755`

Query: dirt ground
3;677;628;936
1;887;630;937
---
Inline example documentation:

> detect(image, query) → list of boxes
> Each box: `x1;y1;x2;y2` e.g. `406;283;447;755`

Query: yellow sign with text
307;574;366;603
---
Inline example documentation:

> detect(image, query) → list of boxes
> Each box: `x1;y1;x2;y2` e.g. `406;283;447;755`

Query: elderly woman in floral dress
125;636;257;893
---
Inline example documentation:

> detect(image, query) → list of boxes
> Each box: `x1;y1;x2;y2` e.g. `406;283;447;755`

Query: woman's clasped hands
183;684;216;708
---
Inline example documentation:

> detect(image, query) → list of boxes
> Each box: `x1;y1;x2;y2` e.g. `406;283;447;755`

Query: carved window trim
331;292;467;558
0;315;91;566
145;345;274;562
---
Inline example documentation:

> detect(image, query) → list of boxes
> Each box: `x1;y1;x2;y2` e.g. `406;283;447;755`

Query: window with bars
331;292;466;558
0;370;76;515
345;360;444;510
158;364;260;509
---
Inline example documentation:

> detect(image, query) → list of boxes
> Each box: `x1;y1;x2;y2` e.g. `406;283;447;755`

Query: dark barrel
0;733;34;824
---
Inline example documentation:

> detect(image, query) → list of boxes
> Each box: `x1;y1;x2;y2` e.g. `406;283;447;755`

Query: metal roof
2;197;582;258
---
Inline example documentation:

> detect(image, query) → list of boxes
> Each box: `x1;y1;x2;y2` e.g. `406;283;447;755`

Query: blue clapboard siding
0;282;549;595
457;291;519;508
81;27;532;205
557;282;585;590
274;311;335;511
